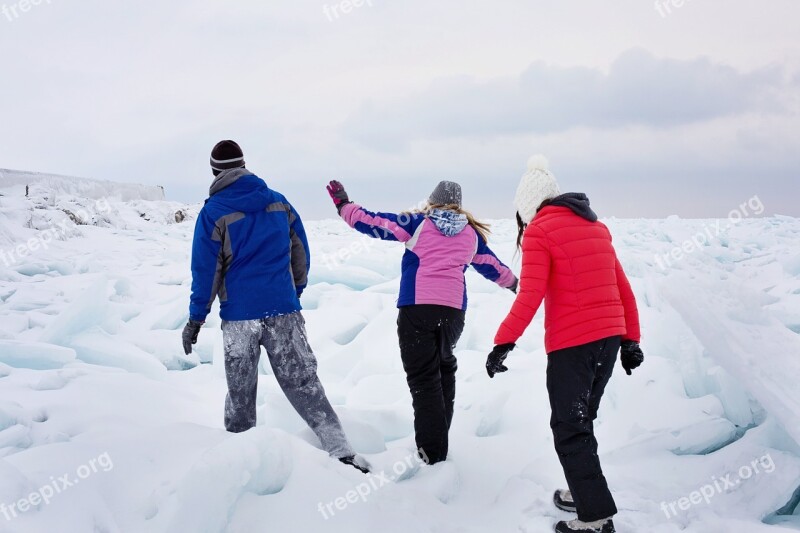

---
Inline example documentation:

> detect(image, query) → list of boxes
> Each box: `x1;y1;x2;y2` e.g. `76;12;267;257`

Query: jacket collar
209;167;252;196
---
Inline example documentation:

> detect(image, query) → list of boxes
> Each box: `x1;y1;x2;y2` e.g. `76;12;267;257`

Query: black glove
620;340;644;376
508;278;519;294
486;343;515;378
182;319;204;355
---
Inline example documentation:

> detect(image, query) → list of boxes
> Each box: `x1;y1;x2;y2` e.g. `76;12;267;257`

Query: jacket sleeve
494;225;550;345
189;210;223;322
471;234;518;289
287;203;310;296
615;257;641;342
339;202;418;242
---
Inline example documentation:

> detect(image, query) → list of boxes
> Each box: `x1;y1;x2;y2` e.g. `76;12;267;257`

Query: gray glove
182;319;204;355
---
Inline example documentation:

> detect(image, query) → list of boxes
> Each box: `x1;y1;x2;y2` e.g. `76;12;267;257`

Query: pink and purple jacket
340;203;518;311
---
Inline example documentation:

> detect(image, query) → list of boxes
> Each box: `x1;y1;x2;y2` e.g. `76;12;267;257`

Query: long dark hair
516;211;526;251
516;199;553;251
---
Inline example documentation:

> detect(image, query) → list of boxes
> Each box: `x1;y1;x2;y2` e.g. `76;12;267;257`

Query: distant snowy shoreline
0;168;166;202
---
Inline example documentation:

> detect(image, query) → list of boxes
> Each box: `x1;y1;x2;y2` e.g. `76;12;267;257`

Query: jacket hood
539;193;598;222
207;169;271;213
209;167;251;196
427;208;469;237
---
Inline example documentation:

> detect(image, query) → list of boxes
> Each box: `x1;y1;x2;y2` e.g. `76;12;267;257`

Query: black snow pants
221;312;355;458
547;335;621;522
397;304;465;465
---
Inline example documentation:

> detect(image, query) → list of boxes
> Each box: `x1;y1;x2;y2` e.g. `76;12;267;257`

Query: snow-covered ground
1;177;799;532
0;169;166;203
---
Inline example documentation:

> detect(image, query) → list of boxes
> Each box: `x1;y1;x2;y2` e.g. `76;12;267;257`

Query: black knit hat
210;140;245;175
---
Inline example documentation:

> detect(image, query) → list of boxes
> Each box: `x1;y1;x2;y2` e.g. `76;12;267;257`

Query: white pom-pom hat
514;155;561;224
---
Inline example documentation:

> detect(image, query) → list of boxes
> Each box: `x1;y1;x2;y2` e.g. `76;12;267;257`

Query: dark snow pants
397;304;465;464
221;312;355;458
547;335;621;522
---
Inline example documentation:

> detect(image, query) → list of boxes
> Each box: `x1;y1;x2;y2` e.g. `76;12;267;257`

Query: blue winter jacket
189;169;310;322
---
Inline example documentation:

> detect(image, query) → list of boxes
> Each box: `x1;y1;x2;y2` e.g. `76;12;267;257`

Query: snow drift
0;177;799;532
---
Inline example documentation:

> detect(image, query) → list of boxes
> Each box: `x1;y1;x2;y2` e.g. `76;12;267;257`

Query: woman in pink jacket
327;180;518;464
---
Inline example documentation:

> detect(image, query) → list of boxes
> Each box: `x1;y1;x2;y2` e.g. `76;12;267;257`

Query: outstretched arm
494;226;550;345
340;203;420;242
327;180;419;242
471;234;518;291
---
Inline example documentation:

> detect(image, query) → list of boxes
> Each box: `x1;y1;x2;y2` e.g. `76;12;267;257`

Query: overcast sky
1;0;798;218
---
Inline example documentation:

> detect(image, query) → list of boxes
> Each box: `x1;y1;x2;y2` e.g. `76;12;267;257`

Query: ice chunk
69;329;167;378
0;340;76;369
665;278;800;446
38;276;110;346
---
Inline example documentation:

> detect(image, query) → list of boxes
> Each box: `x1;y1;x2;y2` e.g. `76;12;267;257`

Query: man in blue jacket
182;140;368;473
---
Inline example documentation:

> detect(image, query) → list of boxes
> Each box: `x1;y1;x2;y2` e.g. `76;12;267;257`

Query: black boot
555;518;615;533
339;455;371;474
553;489;577;513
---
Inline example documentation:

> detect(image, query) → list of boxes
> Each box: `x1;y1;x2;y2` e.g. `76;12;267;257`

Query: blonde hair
409;203;492;242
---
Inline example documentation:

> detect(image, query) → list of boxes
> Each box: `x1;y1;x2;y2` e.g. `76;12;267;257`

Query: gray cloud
344;49;792;151
0;0;798;218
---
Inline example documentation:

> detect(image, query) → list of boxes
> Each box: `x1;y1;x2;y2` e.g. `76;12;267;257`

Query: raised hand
326;180;351;213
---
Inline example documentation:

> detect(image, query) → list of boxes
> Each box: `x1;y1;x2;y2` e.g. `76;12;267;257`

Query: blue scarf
428;208;469;237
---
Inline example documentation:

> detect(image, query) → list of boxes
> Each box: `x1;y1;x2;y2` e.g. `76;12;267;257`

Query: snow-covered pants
547;335;621;522
397;304;465;464
221;312;355;459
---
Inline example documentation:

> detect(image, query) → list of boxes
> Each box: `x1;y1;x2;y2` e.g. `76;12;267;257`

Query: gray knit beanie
428;180;462;207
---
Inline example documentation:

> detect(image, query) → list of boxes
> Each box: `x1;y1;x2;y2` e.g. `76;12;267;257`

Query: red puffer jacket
494;205;640;353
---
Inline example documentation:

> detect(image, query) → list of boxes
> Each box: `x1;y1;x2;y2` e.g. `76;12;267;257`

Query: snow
0;340;76;370
0;169;165;202
1;178;800;532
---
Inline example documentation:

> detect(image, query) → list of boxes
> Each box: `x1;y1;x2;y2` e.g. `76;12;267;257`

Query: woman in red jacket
485;156;644;533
